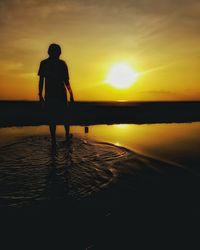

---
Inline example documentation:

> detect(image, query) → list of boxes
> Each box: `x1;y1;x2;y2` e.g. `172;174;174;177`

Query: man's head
48;43;61;58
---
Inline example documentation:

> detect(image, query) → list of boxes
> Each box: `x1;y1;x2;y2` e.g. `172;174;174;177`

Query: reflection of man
38;43;74;144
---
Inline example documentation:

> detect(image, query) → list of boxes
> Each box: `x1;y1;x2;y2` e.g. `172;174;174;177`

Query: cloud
0;0;200;76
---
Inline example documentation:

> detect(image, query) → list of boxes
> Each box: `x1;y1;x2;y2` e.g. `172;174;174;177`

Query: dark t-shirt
38;58;69;101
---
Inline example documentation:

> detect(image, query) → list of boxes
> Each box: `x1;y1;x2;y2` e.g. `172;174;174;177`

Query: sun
105;63;139;89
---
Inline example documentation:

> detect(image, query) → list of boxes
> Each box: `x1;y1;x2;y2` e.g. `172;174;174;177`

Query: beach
1;122;200;248
1;0;200;247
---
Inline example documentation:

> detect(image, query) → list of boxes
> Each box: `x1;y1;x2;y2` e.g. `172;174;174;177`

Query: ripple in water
0;136;130;208
0;135;191;209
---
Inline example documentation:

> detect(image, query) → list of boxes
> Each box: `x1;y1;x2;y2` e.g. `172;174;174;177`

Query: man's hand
70;95;74;103
39;94;45;107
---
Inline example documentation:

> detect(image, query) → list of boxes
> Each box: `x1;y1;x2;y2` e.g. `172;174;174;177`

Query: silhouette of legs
64;125;69;138
50;124;56;144
50;124;72;144
64;125;72;141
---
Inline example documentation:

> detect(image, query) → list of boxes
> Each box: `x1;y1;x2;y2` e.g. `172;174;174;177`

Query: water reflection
47;140;73;201
79;122;200;169
0;122;200;171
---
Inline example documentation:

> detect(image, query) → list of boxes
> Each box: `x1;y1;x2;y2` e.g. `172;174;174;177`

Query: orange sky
0;0;200;101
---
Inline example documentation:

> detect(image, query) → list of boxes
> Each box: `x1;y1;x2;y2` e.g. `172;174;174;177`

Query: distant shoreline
1;100;200;104
0;101;200;127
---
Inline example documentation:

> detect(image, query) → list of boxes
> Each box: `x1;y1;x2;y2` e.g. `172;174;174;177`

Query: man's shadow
46;137;73;211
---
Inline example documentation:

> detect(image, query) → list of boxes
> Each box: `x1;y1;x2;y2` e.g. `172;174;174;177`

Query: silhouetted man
38;43;74;144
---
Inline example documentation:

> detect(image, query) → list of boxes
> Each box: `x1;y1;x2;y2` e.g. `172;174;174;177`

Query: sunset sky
0;0;200;101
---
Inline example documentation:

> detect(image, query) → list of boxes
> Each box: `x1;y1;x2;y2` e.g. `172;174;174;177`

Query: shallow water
0;122;199;209
79;122;200;170
0;136;129;208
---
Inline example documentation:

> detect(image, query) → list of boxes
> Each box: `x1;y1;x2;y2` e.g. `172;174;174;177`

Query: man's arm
65;80;74;102
38;76;45;102
63;62;74;102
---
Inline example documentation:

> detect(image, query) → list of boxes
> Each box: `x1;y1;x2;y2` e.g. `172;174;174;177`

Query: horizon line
0;99;200;103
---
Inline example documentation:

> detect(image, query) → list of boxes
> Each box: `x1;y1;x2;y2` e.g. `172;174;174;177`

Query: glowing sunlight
105;63;139;89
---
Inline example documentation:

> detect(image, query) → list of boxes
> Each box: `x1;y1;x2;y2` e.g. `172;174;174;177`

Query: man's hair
48;43;61;58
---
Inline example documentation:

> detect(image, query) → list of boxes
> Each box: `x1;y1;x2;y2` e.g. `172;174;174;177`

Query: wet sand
0;134;200;248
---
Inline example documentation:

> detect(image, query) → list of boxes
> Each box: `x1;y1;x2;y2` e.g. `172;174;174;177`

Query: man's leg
64;125;70;139
50;124;56;144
